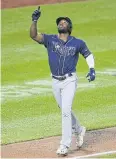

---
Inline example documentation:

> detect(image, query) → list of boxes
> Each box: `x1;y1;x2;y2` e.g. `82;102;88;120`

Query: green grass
2;83;116;144
1;0;116;144
92;153;116;158
101;154;116;158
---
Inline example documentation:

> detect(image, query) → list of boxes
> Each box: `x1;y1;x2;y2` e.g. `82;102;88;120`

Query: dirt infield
1;127;116;158
1;0;88;9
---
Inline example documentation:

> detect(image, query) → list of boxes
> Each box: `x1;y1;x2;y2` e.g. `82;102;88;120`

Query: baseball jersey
39;34;91;76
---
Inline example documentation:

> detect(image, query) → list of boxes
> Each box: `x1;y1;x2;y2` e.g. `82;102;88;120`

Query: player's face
58;19;69;34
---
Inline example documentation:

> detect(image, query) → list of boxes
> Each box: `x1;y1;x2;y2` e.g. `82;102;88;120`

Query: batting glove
32;6;41;22
86;68;95;82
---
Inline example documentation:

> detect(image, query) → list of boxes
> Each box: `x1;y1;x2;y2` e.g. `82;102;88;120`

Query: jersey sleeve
79;40;92;58
38;34;50;48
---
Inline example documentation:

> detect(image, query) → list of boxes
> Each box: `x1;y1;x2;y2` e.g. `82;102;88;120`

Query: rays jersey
39;34;91;76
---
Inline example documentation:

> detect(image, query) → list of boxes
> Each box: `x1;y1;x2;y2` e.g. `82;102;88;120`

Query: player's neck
58;33;69;42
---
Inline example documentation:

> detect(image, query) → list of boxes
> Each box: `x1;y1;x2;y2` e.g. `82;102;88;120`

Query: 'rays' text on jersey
51;42;76;56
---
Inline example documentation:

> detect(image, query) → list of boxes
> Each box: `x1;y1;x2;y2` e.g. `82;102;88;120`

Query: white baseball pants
52;73;82;147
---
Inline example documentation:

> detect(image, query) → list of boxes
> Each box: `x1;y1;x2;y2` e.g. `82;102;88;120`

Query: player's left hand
86;68;95;82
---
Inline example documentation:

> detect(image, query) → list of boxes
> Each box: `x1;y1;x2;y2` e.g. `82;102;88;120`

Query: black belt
52;73;73;81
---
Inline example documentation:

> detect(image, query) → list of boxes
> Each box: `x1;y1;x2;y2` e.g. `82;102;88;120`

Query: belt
52;73;73;81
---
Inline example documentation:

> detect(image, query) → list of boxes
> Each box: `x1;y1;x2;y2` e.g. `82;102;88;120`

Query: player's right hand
32;6;41;22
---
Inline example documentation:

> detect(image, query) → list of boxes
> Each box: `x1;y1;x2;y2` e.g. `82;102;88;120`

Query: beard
58;27;68;34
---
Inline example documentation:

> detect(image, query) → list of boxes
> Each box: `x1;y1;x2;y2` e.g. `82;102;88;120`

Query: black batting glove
86;68;96;82
32;6;41;22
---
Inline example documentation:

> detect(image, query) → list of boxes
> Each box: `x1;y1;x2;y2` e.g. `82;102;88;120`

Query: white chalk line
1;69;116;102
1;80;97;102
74;150;116;158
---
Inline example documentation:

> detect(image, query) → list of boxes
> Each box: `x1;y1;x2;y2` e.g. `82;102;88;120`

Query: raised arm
30;6;43;43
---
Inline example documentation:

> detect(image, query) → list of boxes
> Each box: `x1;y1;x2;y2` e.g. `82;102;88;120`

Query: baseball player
30;7;95;156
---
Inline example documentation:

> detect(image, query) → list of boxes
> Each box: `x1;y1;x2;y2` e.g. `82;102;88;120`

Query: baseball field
1;0;116;157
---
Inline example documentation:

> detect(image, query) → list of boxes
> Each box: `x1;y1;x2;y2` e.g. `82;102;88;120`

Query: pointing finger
38;6;40;11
